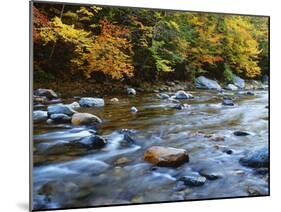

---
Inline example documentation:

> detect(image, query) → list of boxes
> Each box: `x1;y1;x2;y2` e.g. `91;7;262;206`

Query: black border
29;1;270;211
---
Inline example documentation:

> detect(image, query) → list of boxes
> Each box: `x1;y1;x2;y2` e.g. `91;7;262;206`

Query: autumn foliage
33;4;268;82
87;19;134;79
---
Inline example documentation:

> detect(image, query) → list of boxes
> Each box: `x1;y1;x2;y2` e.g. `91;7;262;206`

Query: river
32;89;269;210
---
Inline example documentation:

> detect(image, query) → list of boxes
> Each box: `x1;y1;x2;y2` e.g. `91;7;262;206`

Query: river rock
233;131;250;136
195;76;222;90
199;169;222;180
237;91;255;96
144;146;189;167
131;106;138;113
174;90;194;99
157;93;170;99
38;180;78;198
78;135;107;149
79;97;105;107
115;157;130;166
67;101;80;109
110;98;119;102
226;84;238;91
233;75;245;89
37;140;69;155
33;95;48;104
34;88;58;100
127;88;136;95
33;110;48;122
47;104;76;116
173;103;190;110
239;147;269;168
71;113;102;125
50;113;71;123
222;97;234;106
179;174;206;186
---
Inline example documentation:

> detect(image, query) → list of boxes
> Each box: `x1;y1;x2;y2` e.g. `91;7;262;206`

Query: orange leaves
87;19;134;79
33;7;50;43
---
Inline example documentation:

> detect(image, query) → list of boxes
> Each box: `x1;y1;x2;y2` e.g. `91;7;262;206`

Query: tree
87;19;134;79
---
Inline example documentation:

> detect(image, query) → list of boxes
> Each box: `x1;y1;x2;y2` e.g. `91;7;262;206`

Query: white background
0;0;279;211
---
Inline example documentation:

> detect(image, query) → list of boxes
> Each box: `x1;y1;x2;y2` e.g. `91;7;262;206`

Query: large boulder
79;97;105;107
144;146;189;167
174;90;194;99
47;104;76;116
195;76;221;90
33;110;48;122
34;88;58;100
239;147;269;168
71;113;102;125
233;75;245;89
127;88;136;95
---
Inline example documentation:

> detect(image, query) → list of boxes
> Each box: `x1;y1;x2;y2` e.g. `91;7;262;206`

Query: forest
33;3;269;88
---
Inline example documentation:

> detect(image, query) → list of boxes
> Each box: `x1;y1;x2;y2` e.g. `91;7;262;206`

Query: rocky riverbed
32;77;269;210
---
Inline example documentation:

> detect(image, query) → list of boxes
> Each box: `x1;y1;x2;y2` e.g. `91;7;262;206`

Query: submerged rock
233;131;250;136
174;90;193;99
34;88;58;100
47;104;76;116
115;157;130;166
79;97;105;107
240;147;269;168
50;113;71;124
179;174;206;186
199;169;222;180
127;88;136;95
195;76;222;90
38;180;78;199
71;113;102;125
37;140;69;155
237;91;255;96
173;103;190;110
33;110;48;123
78;135;107;149
144;146;189;167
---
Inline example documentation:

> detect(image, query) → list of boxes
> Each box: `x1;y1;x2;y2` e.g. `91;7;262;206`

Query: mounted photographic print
30;0;269;211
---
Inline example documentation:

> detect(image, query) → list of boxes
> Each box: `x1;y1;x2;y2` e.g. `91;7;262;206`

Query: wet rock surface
144;146;189;167
71;113;102;125
240;147;269;168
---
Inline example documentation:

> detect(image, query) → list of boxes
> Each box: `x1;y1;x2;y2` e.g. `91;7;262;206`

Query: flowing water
32;89;269;210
